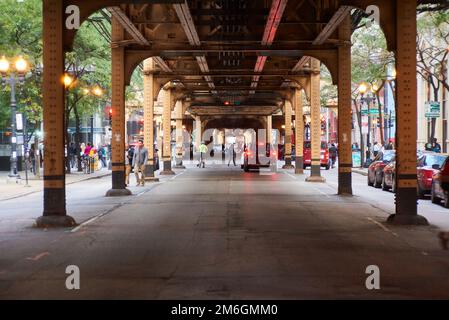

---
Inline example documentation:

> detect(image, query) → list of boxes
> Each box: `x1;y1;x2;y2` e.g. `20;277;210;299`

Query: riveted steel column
337;15;353;195
161;88;175;175
106;17;131;196
37;0;75;227
294;89;304;174
306;58;325;182
282;100;294;169
143;58;159;182
174;100;185;169
387;0;427;225
195;116;202;150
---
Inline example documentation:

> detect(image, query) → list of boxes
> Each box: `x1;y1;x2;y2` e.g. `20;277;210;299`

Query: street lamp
0;55;29;180
358;82;377;166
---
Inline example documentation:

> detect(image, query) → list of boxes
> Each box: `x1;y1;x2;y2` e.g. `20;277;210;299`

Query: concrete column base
144;176;160;182
386;214;429;226
295;157;304;174
282;156;295;169
160;170;176;175
305;176;326;183
105;188;132;197
35;215;77;228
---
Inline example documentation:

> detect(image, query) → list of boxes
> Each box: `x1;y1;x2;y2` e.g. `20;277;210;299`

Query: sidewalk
0;168;111;201
352;167;368;176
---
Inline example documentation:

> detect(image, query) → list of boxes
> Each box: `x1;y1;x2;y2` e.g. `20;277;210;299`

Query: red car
367;150;395;188
431;155;449;207
382;152;448;196
417;153;448;198
303;141;331;170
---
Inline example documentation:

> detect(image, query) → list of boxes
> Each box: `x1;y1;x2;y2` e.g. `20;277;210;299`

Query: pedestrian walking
125;144;133;186
432;138;441;153
133;140;148;186
373;141;381;157
197;141;208;168
98;145;107;168
227;142;237;166
329;143;337;168
30;144;36;174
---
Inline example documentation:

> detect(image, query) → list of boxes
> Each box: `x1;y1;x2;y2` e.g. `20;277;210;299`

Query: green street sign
425;101;440;118
369;109;379;115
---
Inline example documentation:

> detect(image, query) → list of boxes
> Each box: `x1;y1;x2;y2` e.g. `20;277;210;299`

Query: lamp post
358;83;377;166
0;56;28;180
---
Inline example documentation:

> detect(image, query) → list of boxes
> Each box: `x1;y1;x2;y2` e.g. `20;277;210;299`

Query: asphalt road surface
1;164;449;299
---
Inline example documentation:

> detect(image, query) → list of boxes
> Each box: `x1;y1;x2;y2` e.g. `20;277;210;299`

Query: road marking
170;171;185;180
26;252;50;261
71;215;100;233
284;172;297;180
366;217;398;237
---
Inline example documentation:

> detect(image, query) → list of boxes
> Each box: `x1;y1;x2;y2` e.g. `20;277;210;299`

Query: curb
352;168;368;176
0;171;112;202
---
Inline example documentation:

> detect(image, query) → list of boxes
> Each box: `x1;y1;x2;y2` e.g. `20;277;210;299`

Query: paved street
0;164;448;299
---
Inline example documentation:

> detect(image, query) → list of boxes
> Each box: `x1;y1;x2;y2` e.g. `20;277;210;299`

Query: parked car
303;141;331;170
367;150;395;188
382;152;448;196
382;160;396;192
417;153;448;198
431;156;449;207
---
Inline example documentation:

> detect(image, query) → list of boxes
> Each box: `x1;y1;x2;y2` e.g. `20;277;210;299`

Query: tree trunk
353;98;364;166
65;97;71;174
376;92;384;146
74;96;83;172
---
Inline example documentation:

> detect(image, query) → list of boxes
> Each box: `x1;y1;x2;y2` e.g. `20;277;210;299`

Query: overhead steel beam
312;6;352;45
107;7;149;46
292;56;310;72
252;0;288;92
173;1;216;91
153;56;172;73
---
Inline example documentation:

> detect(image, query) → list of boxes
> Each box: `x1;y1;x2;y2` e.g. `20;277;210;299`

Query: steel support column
174;100;185;168
143;58;159;182
282;99;294;169
106;17;131;196
337;15;353;195
160;88;175;175
195;116;202;151
37;0;75;227
387;0;427;225
294;89;304;174
306;58;325;182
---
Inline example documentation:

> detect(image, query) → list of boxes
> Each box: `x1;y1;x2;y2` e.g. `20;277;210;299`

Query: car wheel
367;173;374;187
382;176;389;191
431;183;440;204
325;161;330;170
374;171;382;188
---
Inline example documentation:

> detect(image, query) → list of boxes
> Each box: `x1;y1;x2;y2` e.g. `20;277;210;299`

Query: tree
416;10;449;143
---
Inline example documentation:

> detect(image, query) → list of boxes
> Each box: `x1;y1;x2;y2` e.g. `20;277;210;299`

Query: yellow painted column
106;17;132;196
337;15;353;194
143;58;159;181
294;89;304;174
174;100;186;168
282;100;294;169
37;0;75;227
161;88;175;175
388;0;427;225
306;58;325;182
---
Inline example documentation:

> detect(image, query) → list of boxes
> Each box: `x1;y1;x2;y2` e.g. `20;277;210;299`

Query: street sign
425;101;440;118
369;109;379;115
352;151;361;167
